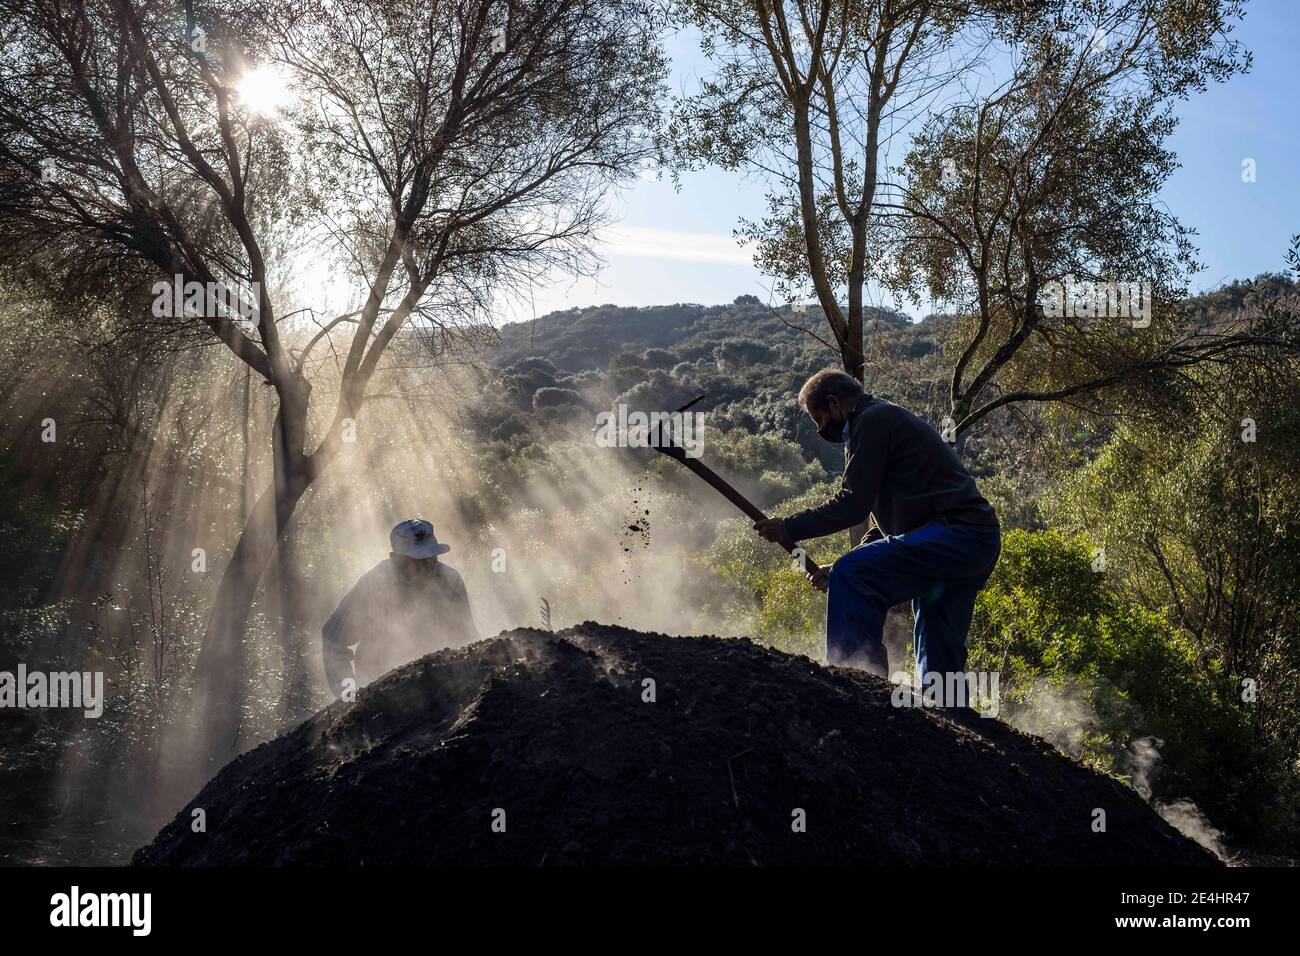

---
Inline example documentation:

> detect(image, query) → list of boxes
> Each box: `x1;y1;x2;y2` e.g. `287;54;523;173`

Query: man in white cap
322;519;479;698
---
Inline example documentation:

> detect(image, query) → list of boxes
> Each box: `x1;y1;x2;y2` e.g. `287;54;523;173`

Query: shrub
968;529;1280;846
532;386;586;411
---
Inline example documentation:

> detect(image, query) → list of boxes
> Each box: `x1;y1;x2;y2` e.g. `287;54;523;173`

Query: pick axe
647;395;820;578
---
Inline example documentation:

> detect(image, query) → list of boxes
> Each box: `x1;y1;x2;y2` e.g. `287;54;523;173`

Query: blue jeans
825;519;1001;686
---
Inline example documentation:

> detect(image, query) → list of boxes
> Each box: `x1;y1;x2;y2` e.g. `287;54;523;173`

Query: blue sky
512;1;1299;322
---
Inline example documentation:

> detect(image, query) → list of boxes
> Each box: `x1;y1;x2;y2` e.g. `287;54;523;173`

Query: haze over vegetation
0;0;1296;866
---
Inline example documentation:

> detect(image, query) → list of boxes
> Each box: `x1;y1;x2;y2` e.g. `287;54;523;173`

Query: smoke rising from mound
134;624;1219;867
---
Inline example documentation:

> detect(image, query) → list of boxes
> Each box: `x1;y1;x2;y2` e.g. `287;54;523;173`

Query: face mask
816;400;845;443
817;420;845;443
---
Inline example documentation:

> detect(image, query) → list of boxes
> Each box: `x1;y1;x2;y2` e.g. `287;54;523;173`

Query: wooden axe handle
655;449;820;578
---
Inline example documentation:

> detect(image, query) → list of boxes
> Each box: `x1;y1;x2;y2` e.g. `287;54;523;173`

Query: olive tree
0;0;666;775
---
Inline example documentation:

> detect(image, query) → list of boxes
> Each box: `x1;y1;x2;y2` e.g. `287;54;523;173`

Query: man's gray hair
798;368;865;414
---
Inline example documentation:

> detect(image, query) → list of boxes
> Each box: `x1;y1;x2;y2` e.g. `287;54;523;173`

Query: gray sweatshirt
784;395;997;542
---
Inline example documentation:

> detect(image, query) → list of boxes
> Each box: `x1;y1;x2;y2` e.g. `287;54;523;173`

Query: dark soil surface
134;624;1218;866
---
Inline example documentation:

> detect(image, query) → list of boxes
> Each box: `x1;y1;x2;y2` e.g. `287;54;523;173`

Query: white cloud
601;225;756;266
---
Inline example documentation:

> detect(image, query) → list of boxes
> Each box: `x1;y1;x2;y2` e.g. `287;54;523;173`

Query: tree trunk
240;363;252;521
846;299;868;547
172;383;316;788
275;517;313;729
950;395;974;461
183;473;309;768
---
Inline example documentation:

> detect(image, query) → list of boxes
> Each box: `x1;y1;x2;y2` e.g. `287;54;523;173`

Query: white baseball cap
390;519;450;558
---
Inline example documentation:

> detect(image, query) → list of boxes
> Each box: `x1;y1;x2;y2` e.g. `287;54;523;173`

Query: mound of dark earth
135;624;1217;866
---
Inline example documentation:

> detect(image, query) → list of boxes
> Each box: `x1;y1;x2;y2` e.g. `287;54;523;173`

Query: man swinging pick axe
752;370;1001;706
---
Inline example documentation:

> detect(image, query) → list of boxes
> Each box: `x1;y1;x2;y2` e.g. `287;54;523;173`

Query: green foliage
1045;397;1300;726
485;299;1024;480
710;428;829;509
532;386;586;410
0;451;76;617
969;529;1288;847
713;338;774;369
1038;347;1300;849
